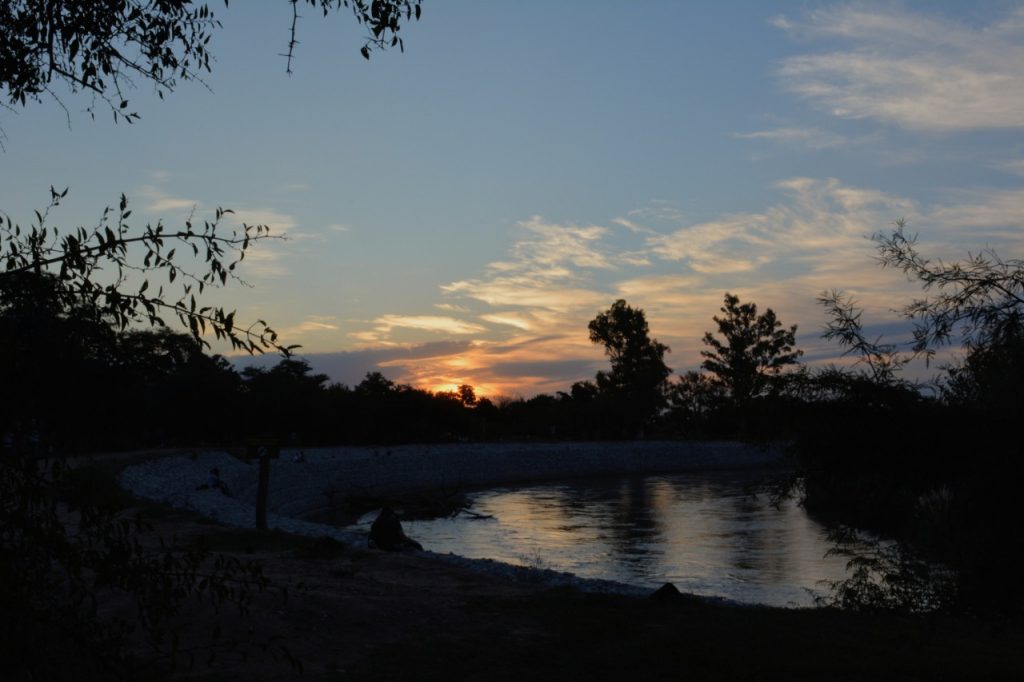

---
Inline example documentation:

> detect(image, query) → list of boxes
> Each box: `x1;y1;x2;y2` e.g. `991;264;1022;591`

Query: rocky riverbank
118;441;785;597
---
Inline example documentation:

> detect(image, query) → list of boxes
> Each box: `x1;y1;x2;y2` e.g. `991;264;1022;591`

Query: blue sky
3;1;1024;396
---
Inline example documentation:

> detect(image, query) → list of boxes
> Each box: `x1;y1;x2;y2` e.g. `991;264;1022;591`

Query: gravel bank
118;441;784;597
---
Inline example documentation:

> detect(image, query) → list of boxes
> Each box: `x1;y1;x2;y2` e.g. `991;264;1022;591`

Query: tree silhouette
0;187;289;355
457;383;477;407
701;292;801;406
588;299;671;436
817;290;916;388
0;0;422;127
801;229;1024;615
0;2;423;674
667;370;729;438
0;192;297;675
875;219;1024;359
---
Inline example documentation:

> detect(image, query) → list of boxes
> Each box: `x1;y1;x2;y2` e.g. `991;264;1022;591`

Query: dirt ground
54;453;1024;681
130;510;1024;682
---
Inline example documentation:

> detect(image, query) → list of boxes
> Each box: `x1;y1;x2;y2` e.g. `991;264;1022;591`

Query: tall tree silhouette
588;299;671;436
701;293;801;406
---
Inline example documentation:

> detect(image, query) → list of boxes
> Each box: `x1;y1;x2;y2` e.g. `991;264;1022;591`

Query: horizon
3;1;1022;397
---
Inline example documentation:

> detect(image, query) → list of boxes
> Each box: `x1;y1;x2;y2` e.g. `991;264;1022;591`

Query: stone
368;507;423;551
648;582;684;603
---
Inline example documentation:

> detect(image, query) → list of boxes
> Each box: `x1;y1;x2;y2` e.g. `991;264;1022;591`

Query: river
347;469;852;607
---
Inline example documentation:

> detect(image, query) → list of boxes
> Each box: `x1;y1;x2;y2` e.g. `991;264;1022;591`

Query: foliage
0;0;219;123
817;290;918;387
284;0;423;69
0;303;245;450
800;229;1024;616
876;219;1024;357
1;187;289;355
587;299;672;435
241;358;330;441
700;292;801;405
943;321;1024;415
816;526;956;614
0;0;422;126
0;190;298;675
457;383;477;407
665;371;729;438
0;455;291;679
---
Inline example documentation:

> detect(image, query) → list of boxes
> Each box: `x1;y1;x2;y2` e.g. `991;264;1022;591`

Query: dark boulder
648;582;685;603
368;507;423;551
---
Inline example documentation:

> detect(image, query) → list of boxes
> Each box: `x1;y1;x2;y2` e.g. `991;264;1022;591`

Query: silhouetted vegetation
0;1;422;127
701;292;802;406
0;193;300;678
587;299;673;437
0;3;425;677
790;226;1024;617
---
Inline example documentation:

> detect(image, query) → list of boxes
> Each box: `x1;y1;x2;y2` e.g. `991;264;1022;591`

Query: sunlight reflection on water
349;469;851;607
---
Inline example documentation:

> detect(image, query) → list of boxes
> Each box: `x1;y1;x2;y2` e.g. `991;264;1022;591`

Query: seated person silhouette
196;467;231;496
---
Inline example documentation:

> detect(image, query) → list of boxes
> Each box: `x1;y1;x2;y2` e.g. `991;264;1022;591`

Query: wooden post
246;438;280;531
256;448;270;530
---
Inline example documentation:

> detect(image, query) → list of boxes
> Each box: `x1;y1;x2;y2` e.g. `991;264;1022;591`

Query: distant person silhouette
197;467;231;496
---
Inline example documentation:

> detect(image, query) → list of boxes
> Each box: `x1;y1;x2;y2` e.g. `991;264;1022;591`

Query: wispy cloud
927;188;1024;243
137;185;197;215
334;176;1023;395
775;6;1024;130
509;215;617;270
440;216;619;314
374;315;486;335
132;186;298;279
276;315;341;340
996;159;1024;176
218;207;300;279
479;312;536;331
434;303;470;313
228;207;298;235
734;126;848;149
351;314;487;344
626;200;685;224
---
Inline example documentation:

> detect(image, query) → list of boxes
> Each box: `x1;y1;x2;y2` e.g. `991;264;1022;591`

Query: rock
648;582;684;603
368;507;423;552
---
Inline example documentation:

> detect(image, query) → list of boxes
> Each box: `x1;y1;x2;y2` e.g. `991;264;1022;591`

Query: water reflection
348;469;851;607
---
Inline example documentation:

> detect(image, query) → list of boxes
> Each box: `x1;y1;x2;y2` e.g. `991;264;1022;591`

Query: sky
3;1;1024;397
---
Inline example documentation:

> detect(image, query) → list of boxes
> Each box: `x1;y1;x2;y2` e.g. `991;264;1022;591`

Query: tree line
0;272;800;451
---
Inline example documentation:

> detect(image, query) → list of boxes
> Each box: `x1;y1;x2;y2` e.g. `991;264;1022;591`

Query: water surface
349;469;851;607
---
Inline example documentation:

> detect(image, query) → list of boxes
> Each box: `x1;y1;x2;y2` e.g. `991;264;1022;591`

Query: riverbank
119;440;785;521
80;452;1024;679
121;509;1024;681
117;442;785;598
